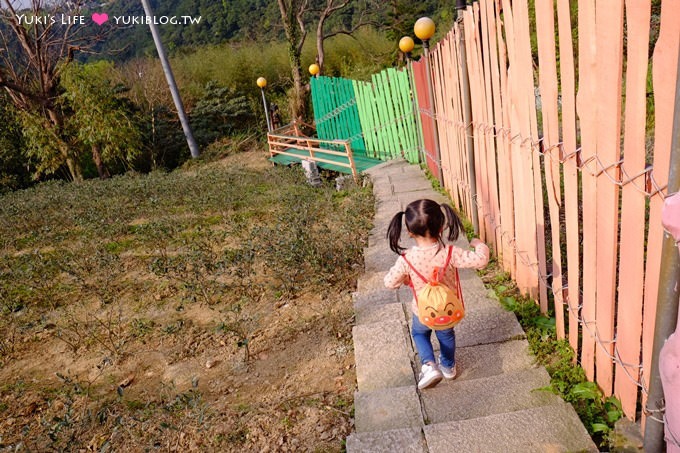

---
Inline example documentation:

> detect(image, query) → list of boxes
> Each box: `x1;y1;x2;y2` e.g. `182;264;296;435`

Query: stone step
357;271;388;292
363;159;410;178
353;289;398;312
363;246;399;273
423;401;598;452
354;386;423;433
346;427;426;453
389;177;434;194
459;267;494;297
353;289;400;327
356;302;406;326
373;197;402;214
420;367;556;425
455;304;525;347
454;340;537;382
408;304;525;353
353;320;414;392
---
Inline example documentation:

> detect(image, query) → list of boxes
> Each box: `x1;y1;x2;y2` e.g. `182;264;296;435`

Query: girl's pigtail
387;211;406;254
441;203;464;242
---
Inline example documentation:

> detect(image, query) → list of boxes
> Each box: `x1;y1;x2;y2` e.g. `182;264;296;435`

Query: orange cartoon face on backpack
415;279;465;330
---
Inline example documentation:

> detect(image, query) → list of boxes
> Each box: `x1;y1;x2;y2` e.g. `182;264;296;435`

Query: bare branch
295;0;308;55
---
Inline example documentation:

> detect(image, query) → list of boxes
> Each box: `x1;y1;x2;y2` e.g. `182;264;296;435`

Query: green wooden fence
353;67;420;163
310;76;366;154
310;67;421;164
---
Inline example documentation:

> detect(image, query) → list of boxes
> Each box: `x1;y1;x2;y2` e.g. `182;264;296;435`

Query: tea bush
0;156;374;450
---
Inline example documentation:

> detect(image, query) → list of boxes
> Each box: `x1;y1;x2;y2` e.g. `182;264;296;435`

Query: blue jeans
411;314;456;367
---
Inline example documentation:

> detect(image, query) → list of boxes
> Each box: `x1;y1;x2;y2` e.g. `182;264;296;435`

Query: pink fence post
594;0;625;398
577;0;598;382
615;0;652;420
535;0;565;339
556;0;582;364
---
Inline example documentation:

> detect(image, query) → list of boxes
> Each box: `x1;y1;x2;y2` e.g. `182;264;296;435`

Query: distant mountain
91;0;281;61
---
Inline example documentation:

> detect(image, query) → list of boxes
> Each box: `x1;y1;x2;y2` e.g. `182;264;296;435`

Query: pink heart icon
92;13;108;25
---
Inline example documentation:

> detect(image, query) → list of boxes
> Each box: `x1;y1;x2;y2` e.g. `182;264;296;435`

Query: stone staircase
346;160;598;453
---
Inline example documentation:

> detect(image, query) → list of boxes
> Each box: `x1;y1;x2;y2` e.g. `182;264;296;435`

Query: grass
0;153;373;451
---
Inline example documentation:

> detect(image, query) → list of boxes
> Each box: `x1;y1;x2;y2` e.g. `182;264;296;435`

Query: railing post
644;39;680;453
307;139;315;161
456;0;479;235
344;142;359;184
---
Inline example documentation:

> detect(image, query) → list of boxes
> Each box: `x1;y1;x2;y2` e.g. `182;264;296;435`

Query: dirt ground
0;151;362;452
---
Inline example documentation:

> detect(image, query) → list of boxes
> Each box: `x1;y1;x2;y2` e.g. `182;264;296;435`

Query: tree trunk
46;107;83;182
291;52;307;121
91;144;110;179
316;19;326;74
278;0;308;121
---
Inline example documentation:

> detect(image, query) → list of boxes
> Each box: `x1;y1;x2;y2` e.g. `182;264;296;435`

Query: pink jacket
384;242;489;315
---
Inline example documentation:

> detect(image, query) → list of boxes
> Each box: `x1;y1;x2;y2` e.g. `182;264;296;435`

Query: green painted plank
394;68;418;163
384;69;405;159
310;70;421;164
371;73;390;160
377;71;400;159
400;68;419;163
394;69;415;160
354;80;378;158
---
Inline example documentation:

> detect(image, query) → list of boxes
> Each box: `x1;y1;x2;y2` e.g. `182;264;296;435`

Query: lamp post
399;36;422;163
309;63;320;77
414;17;444;185
256;77;271;132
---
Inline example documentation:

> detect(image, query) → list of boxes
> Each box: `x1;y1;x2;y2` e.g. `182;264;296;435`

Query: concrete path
346;160;597;453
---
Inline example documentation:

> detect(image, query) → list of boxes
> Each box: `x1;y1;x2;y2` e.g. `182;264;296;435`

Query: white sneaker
418;362;443;389
440;363;457;380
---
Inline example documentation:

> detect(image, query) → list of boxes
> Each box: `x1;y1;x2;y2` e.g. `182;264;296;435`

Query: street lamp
400;35;422;163
399;36;414;59
309;63;320;77
414;16;444;185
256;77;271;132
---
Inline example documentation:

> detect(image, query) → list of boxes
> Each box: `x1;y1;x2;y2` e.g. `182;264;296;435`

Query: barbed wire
417;141;671;397
314;97;358;126
418;108;669;200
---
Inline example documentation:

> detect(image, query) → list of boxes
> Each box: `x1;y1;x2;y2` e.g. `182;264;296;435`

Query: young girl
384;199;489;389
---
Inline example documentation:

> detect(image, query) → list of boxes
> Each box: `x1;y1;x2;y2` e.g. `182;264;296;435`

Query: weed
129;318;155;338
216;307;253;363
161;319;184;335
225;427;248;445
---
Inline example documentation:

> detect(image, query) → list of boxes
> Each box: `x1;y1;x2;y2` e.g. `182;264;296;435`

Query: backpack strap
402;245;453;284
455;267;464;309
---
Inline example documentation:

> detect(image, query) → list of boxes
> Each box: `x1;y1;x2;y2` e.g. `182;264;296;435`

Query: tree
0;0;107;181
277;0;309;121
314;0;376;74
0;93;29;192
276;0;379;120
59;62;142;179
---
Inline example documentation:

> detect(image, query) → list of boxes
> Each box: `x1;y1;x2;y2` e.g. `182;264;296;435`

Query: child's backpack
402;245;465;330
